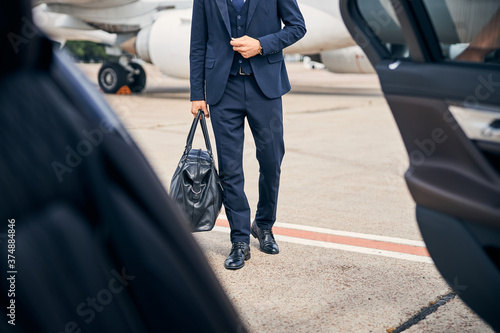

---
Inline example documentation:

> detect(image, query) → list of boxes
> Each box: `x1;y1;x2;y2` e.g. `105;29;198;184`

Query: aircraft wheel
128;62;146;93
98;62;127;94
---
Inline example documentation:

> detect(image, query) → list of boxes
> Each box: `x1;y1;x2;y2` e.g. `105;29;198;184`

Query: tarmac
79;62;494;333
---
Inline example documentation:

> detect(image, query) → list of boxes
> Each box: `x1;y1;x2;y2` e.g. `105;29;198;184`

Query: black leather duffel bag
170;110;223;232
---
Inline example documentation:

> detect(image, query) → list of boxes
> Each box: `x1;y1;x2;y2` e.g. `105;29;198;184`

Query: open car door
341;0;500;330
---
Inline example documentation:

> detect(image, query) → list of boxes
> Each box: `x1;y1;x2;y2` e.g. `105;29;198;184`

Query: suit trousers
210;74;284;244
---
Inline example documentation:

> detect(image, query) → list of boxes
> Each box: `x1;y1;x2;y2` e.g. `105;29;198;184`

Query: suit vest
227;0;252;75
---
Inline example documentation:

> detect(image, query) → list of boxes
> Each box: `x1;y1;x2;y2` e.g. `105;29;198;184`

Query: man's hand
191;100;209;118
230;36;262;58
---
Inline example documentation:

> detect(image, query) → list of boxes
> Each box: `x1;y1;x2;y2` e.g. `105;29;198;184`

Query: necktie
233;0;244;13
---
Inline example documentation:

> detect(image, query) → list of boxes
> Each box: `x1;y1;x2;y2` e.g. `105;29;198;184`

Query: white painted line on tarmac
274;235;434;264
218;215;426;247
213;226;230;233
212;225;433;263
274;222;426;247
215;216;433;264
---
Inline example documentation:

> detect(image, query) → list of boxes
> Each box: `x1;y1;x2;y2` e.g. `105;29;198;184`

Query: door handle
449;105;500;144
481;120;500;139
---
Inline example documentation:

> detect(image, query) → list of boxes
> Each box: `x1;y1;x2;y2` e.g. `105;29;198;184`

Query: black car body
341;0;500;330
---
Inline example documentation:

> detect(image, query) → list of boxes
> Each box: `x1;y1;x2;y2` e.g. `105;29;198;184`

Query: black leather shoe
251;221;279;254
224;242;251;270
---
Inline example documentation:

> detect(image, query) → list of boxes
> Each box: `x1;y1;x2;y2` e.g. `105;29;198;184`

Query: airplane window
422;0;500;65
357;0;409;59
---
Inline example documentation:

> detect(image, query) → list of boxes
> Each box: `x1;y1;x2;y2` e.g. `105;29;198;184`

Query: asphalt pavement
79;62;494;333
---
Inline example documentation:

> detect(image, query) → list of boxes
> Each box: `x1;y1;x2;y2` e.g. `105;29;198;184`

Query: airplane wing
33;0;139;6
34;0;191;44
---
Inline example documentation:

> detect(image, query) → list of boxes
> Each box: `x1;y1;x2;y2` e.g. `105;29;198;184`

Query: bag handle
185;110;214;158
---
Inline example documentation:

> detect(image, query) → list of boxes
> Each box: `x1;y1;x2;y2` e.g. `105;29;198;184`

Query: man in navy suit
190;0;306;270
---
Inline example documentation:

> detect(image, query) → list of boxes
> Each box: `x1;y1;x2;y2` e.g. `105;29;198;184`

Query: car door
340;0;500;330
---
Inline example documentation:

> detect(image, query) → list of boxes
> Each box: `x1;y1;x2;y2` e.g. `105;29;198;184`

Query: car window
357;0;409;59
422;0;500;65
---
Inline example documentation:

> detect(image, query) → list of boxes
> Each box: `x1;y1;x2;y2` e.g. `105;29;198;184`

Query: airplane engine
285;4;356;55
136;9;192;80
319;46;375;74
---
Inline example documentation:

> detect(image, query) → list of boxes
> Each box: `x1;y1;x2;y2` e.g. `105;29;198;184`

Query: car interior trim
449;104;500;144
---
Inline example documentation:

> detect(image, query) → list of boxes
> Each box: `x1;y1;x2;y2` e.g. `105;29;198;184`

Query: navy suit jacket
190;0;306;105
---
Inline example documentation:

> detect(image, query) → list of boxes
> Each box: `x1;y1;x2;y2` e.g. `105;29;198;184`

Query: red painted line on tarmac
215;219;430;257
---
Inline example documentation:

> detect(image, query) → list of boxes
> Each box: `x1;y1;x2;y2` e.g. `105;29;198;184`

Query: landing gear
98;60;146;94
128;62;146;93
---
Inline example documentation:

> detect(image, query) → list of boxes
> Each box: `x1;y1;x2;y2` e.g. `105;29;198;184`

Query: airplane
32;0;376;94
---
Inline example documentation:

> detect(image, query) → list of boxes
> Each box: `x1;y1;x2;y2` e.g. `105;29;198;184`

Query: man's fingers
230;41;245;47
191;101;208;118
231;36;259;58
192;108;209;118
230;36;250;46
233;46;246;52
199;106;209;118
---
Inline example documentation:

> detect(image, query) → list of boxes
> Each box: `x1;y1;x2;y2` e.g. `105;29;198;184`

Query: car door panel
377;61;500;105
341;0;500;330
386;94;500;225
417;207;500;328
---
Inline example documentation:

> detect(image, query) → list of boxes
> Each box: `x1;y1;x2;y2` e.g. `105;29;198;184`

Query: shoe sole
224;252;251;270
251;228;279;255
